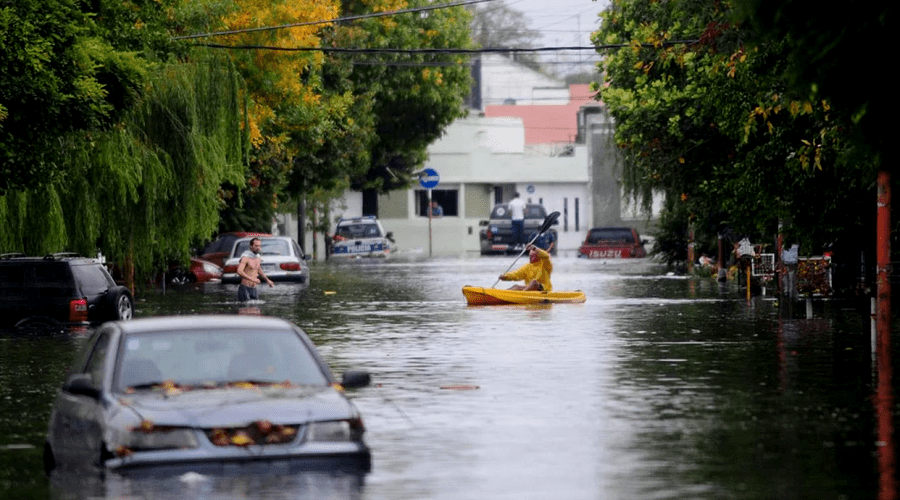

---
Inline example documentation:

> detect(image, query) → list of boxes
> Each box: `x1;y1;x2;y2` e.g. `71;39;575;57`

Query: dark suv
479;203;557;255
0;254;134;329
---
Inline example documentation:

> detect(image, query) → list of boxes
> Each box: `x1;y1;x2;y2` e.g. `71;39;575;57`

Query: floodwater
1;253;897;500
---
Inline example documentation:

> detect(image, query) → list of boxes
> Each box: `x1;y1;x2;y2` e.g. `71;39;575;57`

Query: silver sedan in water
43;315;371;474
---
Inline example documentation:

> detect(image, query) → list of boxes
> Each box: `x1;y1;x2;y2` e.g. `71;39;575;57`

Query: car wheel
167;270;196;285
111;288;134;321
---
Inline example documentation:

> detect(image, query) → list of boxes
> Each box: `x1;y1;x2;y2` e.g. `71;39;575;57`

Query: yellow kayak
462;286;586;306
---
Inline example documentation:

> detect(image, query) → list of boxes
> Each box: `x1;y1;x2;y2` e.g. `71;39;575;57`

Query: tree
593;0;878;280
340;0;475;192
1;0;248;288
733;0;892;173
0;0;172;192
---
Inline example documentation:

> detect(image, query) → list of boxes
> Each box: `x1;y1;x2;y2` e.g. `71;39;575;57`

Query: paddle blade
539;211;560;234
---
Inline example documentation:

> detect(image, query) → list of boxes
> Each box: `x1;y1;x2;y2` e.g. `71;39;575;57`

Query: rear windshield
335;223;381;238
233;238;291;257
587;228;636;244
490;205;546;220
0;262;77;298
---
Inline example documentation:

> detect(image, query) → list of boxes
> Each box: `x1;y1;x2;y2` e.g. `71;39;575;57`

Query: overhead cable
173;0;494;40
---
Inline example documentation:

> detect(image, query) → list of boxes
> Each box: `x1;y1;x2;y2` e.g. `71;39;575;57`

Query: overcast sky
499;0;610;76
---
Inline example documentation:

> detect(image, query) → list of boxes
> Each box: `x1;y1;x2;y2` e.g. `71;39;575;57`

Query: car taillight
280;262;301;271
486;230;493;239
223;265;237;274
69;298;88;323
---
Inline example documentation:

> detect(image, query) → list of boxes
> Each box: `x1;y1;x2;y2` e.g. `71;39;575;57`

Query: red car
578;227;648;259
199;231;271;268
165;257;222;285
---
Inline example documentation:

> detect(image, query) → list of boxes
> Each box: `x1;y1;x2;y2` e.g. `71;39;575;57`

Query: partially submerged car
164;257;223;286
0;254;133;329
43;315;372;474
221;236;309;285
578;227;648;259
199;232;271;268
479;203;557;255
330;216;394;259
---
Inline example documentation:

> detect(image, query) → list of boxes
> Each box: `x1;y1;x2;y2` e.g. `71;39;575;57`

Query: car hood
119;386;356;426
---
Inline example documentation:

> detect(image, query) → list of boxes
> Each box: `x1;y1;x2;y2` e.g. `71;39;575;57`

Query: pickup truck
479;203;557;255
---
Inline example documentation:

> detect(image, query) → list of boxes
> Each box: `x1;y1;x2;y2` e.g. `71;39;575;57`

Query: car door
49;331;113;466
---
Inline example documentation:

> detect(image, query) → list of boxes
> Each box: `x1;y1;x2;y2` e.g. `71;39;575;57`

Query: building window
416;189;458;216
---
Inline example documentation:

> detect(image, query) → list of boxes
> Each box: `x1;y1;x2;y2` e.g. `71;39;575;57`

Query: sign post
419;168;440;257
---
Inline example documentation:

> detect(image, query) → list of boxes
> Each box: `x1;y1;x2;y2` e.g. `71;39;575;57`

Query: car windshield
233;239;290;257
116;328;329;391
490;205;546;220
336;223;381;238
587;228;636;244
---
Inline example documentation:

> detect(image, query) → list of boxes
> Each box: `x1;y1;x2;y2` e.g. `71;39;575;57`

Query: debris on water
440;385;480;390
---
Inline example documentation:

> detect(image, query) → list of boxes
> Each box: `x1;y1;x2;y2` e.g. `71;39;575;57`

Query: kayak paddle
492;211;560;288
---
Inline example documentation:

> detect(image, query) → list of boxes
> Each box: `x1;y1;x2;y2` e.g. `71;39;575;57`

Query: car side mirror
63;373;100;399
341;370;371;389
479;220;488;227
385;232;395;243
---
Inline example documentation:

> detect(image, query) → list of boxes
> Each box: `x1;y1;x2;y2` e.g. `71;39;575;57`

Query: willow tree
0;50;248;287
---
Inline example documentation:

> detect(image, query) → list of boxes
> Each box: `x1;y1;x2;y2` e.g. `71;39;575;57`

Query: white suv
330;216;394;259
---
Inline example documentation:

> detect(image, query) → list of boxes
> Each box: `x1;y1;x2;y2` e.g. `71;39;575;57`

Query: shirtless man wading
237;238;274;302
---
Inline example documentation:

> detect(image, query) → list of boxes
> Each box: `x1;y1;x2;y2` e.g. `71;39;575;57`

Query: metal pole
428;188;433;258
876;170;891;367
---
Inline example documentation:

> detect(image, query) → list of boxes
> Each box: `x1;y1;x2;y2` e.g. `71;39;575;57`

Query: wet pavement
0;253;896;499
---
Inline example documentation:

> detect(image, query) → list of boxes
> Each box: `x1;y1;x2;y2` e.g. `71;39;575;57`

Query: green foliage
594;0;879;267
341;0;475;192
0;51;248;284
0;0;178;192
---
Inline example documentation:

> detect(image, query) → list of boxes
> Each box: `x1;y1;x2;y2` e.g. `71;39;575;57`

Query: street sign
419;168;440;189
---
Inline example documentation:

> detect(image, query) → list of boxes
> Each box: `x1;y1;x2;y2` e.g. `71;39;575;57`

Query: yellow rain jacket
500;247;553;291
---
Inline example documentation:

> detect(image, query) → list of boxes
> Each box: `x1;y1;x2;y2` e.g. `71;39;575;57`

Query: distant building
280;55;658;258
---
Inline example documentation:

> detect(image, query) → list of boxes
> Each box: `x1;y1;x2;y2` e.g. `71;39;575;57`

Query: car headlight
202;263;221;274
116;425;199;455
306;419;365;442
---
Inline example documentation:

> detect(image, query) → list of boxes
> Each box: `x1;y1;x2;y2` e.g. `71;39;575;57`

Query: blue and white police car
330;216;394;259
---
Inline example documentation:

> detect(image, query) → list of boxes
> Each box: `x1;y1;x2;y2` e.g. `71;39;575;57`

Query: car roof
0;255;100;265
110;315;297;335
234;235;291;240
589;226;639;232
337;216;380;224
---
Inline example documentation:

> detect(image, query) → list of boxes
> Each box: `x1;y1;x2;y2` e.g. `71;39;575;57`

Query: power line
173;0;495;40
191;41;695;53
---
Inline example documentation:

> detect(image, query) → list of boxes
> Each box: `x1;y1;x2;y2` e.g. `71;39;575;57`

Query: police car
330;216;394;259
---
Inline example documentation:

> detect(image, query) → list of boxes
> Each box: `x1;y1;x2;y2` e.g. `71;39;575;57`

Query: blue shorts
238;284;259;302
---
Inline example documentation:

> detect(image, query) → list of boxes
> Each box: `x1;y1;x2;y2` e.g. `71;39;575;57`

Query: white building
280;56;657;259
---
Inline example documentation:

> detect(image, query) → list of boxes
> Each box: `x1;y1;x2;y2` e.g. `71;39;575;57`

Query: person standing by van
508;192;526;249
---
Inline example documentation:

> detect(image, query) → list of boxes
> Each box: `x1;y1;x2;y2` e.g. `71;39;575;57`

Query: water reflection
0;255;896;499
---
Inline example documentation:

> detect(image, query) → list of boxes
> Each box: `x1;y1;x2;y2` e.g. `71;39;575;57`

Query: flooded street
1;253;896;499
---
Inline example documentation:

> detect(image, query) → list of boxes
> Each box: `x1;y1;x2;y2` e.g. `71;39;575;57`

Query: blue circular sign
527;184;535;194
419;168;440;189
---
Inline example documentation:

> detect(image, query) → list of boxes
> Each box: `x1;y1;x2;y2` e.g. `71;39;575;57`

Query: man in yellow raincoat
498;243;553;291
